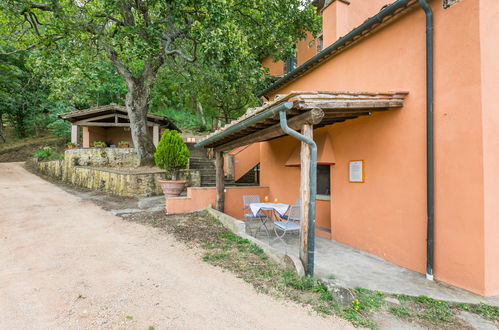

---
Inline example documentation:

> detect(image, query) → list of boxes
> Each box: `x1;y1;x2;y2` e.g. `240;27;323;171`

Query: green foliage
389;306;412;318
33;146;63;161
92;141;106;148
118;141;130;146
414;296;452;322
154;130;190;176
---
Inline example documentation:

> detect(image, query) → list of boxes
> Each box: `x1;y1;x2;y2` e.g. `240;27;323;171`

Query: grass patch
389;306;412;318
122;210;499;330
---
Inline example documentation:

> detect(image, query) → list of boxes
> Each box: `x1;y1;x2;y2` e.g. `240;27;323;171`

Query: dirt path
0;163;352;329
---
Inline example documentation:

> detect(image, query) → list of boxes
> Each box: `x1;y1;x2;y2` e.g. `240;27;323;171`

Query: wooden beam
71;125;78;144
296;100;403;110
214;108;324;151
215;151;225;211
80;113;116;123
300;123;313;272
74;122;155;127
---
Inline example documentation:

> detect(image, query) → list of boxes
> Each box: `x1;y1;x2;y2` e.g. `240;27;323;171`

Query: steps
187;144;235;187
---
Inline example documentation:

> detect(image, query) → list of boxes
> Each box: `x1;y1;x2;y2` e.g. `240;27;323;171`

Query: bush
154;130;189;179
33;146;63;161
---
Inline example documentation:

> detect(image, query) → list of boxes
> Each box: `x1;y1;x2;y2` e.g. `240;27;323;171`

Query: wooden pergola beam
74;122;155;127
214;108;325;152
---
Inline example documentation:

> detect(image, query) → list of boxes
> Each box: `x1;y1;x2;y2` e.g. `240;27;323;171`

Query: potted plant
93;141;106;148
67;142;77;149
155;130;190;197
118;141;130;148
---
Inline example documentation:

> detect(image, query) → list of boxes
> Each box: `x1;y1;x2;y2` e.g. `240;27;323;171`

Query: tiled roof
197;91;408;150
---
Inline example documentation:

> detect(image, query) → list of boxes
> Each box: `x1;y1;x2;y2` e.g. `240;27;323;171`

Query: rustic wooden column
153;125;160;147
71;124;78;145
300;124;313;270
215;151;225;211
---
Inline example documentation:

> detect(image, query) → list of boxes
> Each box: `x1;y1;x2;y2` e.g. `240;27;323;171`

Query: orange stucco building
183;0;499;297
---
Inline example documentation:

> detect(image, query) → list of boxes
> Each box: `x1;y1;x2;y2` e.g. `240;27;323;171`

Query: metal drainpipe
418;0;434;281
279;110;317;277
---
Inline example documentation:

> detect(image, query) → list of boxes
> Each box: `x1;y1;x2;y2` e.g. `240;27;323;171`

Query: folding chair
272;204;301;252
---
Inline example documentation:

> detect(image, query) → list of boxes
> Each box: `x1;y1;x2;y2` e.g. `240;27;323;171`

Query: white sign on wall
349;160;364;183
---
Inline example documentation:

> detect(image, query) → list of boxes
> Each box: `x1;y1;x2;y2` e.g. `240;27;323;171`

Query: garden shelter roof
58;104;179;131
196;91;408;151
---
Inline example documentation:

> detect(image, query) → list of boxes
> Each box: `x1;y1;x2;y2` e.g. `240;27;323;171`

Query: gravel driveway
0;162;351;329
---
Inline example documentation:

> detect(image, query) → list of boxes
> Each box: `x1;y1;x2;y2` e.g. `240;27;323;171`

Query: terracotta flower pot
158;180;186;197
120;144;129;148
67;145;76;149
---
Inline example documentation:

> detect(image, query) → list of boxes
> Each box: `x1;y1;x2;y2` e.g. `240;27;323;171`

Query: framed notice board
349;160;364;183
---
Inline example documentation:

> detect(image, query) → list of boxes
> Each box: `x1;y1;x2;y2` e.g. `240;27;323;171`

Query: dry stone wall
31;148;201;197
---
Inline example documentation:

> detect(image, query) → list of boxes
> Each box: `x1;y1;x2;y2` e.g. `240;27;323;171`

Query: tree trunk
196;101;207;127
0;113;5;143
125;78;156;166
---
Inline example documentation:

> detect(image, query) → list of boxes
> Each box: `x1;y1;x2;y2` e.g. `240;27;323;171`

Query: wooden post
300;124;313;270
71;125;78;145
153;125;160;147
215;151;225;211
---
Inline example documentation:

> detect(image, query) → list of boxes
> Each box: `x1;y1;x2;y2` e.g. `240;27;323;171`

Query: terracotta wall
166;186;270;219
322;0;394;47
260;0;494;295
261;57;285;76
480;0;499;296
229;143;261;181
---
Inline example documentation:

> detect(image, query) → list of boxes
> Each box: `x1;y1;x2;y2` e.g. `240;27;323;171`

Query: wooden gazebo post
299;123;313;268
215;151;225;211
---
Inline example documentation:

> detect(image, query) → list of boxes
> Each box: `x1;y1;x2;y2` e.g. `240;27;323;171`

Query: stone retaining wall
30;147;201;197
65;148;140;168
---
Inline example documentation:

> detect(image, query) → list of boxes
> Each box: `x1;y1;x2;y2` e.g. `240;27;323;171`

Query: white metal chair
272;204;301;252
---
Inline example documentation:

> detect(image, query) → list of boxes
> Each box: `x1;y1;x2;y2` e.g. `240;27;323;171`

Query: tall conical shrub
154;130;190;180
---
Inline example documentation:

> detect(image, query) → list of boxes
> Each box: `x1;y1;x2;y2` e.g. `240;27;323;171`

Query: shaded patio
246;221;499;307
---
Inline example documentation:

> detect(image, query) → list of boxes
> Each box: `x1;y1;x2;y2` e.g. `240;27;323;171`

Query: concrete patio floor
246;221;499;307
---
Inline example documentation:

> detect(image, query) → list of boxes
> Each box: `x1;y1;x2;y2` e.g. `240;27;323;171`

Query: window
317;35;324;53
443;0;460;9
317;165;331;197
284;54;297;73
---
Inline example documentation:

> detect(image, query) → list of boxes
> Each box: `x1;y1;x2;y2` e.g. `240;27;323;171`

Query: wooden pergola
196;91;408;274
59;104;179;146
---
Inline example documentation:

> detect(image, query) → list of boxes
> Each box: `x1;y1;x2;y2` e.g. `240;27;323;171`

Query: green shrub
33;146;63;161
154;130;189;179
92;141;106;148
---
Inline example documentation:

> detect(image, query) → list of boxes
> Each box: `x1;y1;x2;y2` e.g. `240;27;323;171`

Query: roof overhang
58;105;180;131
196;91;408;151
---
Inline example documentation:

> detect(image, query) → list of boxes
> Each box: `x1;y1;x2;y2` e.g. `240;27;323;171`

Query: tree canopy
0;0;321;164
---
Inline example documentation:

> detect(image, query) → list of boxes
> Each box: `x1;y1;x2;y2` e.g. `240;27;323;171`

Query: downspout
418;0;434;281
279;110;317;277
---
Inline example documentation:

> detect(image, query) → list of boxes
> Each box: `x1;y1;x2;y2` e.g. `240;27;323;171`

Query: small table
249;202;290;240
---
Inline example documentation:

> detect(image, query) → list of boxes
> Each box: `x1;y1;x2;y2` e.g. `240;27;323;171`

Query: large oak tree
1;0;320;165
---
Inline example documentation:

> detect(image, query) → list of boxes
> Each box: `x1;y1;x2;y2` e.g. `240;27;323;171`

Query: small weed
416;296;452;322
390;306;412;318
125;315;133;320
459;302;499;321
149;219;158;225
282;272;317;291
326;274;336;280
356;288;385;311
76;293;86;300
203;253;229;262
147;326;155;330
248;244;264;256
341;307;377;329
313;305;333;315
201;242;219;249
